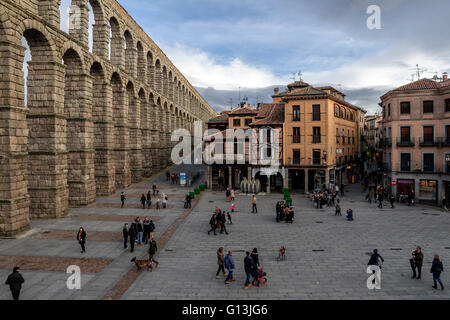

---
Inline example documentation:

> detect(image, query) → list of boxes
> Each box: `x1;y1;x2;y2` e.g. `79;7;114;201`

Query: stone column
38;0;61;28
93;82;115;196
158;107;166;170
325;168;330;190
128;96;143;183
0;41;30;236
26;60;69;219
113;86;131;188
305;169;309;193
125;48;137;79
283;169;289;189
248;166;252;179
110;35;124;69
228;166;232;188
141;99;152;177
92;23;110;59
266;175;271;194
69;0;89;46
66;73;96;206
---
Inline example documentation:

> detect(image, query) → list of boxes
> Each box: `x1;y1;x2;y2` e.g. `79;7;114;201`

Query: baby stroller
252;266;268;287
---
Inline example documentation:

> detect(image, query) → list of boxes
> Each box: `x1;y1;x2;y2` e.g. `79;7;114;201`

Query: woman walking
431;254;444;290
216;247;227;279
250;248;260;267
77;227;87;253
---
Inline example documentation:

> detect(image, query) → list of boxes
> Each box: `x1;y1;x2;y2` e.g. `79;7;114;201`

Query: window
447;125;450;144
350;112;354;121
244;118;252;126
400;102;410;114
423;153;434;172
292;105;300;121
233;138;238;154
446;99;450;112
334;104;339;116
313;150;321;165
292;127;300;143
233;118;241;127
293;149;300;165
313;127;321;143
266;146;272;158
400;153;411;171
388;104;391;116
266;129;271;144
400;127;411;142
312;104;321;121
346;110;350;120
423;126;434;143
339;107;344;118
446;154;450;173
423;100;434;113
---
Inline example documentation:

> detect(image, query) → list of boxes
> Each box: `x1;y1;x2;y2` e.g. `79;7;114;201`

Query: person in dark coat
136;218;143;244
128;221;137;253
5;266;24;300
208;213;217;235
148;237;159;269
122;223;129;249
146;191;152;209
410;246;424;279
152;184;157;196
143;217;151;244
120;192;126;208
431;254;444;290
389;194;395;208
140;194;146;209
216;247;227;279
149;219;155;240
250;248;260;267
217;210;228;235
244;251;256;289
367;249;384;285
77;227;87;253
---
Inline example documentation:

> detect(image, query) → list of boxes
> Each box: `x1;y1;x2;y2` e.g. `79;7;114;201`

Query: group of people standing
208;206;232;235
216;248;261;289
275;201;294;223
140;191;168;210
123;217;156;253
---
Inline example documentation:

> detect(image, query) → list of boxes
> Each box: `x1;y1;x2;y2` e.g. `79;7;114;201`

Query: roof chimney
274;88;279;95
443;72;448;81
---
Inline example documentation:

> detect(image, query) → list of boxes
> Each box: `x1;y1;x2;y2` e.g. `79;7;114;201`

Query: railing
396;137;415;147
419;137;440;147
312;136;321;144
292;136;300;143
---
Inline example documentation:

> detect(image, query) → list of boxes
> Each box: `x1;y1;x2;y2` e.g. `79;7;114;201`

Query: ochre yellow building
273;81;366;192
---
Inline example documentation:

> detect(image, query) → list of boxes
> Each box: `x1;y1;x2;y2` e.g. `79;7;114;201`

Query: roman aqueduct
0;0;217;236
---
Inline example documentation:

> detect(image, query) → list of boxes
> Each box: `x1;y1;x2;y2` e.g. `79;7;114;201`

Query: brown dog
131;257;153;271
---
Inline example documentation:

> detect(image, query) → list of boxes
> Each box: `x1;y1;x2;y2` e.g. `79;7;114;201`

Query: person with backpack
224;250;235;285
5;266;25;300
431;254;444;290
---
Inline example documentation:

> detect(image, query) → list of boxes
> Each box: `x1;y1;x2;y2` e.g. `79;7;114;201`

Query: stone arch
124;30;137;78
154;59;161;93
86;0;108;57
146;51;154;86
17;19;58;61
136;41;146;83
62;47;96;206
108;16;123;67
126;81;142;182
59;42;86;73
162;65;168;97
139;88;151;176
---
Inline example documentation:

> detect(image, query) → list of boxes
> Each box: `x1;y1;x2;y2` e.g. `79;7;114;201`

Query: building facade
380;76;450;205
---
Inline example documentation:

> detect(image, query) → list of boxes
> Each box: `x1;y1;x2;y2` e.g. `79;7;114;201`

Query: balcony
287;157;301;166
443;138;450;146
380;138;392;148
396;137;415;147
419;137;439;147
292;136;301;144
312;136;321;144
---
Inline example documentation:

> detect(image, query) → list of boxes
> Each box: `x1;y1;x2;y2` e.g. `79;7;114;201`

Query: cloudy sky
56;0;450;114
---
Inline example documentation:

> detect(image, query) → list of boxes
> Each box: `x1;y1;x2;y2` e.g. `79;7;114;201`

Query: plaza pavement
1;164;449;300
122;184;450;300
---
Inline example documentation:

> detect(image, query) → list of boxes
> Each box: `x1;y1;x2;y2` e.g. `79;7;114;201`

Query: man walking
5;266;24;300
251;195;257;213
122;223;129;249
244;251;256;289
152;184;157;196
120;191;126;208
377;192;383;208
143;217;150;244
149;218;155;240
136;218;143;245
147;191;152;209
389;194;395;208
148;237;159;270
224;250;235;285
410;246;424;279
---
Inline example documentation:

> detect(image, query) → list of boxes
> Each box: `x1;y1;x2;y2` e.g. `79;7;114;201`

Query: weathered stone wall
0;0;217;236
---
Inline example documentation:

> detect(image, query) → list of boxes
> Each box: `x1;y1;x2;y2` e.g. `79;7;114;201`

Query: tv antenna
297;70;303;81
410;64;427;80
228;98;233;110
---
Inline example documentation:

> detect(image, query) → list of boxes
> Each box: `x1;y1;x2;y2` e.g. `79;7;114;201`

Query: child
226;212;232;224
278;246;286;261
231;203;235;213
346;208;353;221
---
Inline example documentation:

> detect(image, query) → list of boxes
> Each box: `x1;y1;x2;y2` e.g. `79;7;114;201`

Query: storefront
419;179;438;204
396;179;414;196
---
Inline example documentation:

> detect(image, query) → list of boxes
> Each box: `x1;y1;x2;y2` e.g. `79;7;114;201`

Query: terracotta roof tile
251;103;284;126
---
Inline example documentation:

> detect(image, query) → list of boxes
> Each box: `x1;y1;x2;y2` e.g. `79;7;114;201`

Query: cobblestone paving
0;164;205;300
122;184;450;300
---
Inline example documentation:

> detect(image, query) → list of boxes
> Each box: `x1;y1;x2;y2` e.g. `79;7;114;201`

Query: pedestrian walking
335;202;341;216
389;194;395;208
226;211;232;224
431;254;444;290
377;193;383;208
162;193;168;209
442;195;448;212
77;227;86;253
410;246;424;279
368;249;384;284
231;203;235;213
140;194;146;209
152;184;157;196
128;221;137;253
408;190;415;206
217;210;228;235
224;250;235;284
5;266;24;300
208;213;217;235
166;170;170;181
251;195;257;213
149;218;155;240
148;237;159;270
120;191;126;208
136;218;143;244
156;198;160;210
230;189;235;201
122;223;129;249
244;251;256;289
143;217;150;244
216;247;227;279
